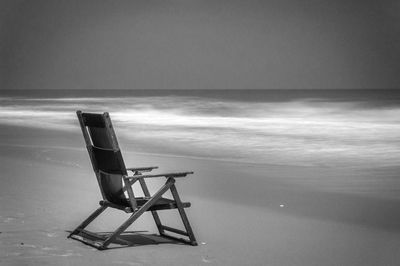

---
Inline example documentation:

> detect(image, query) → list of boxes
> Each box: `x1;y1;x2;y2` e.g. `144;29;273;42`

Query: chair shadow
66;230;183;250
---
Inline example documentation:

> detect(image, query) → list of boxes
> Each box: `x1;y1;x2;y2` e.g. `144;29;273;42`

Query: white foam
1;96;400;168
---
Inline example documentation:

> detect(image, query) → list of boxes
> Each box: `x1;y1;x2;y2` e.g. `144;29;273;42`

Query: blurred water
1;90;400;168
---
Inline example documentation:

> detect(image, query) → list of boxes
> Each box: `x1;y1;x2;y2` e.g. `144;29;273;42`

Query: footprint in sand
3;217;16;223
42;247;57;251
17;243;36;248
46;232;58;238
36;150;81;167
202;256;213;263
3;213;26;224
112;261;144;266
5;252;22;257
19;245;81;257
58;250;82;257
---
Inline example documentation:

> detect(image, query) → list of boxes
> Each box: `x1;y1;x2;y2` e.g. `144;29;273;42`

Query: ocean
1;89;400;169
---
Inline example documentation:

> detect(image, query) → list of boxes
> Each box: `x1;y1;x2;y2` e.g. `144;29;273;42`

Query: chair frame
68;111;197;250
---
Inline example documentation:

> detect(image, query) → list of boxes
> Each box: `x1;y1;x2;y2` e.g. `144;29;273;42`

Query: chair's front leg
68;205;108;238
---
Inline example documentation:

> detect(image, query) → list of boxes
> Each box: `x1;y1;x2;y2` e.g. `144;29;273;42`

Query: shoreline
1;124;398;171
2;133;400;231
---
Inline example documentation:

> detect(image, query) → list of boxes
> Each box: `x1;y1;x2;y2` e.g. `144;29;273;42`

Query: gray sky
1;0;399;90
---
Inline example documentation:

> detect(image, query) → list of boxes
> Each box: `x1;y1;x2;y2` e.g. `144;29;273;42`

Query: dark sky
1;0;399;90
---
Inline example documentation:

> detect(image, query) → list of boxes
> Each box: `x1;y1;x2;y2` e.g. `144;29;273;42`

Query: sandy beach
0;125;399;266
2;0;400;263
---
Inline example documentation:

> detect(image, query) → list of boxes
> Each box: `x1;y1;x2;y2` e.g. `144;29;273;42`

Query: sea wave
1;96;400;167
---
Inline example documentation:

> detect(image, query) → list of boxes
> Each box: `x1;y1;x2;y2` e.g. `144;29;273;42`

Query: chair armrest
126;166;158;173
124;171;194;182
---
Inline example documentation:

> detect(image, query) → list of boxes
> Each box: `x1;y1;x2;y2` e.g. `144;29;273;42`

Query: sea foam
1;94;400;168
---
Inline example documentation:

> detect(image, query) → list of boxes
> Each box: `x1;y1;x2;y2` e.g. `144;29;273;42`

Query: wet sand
1;125;400;265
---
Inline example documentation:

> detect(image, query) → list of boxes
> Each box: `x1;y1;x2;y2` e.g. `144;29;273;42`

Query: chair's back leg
139;178;165;235
169;184;198;245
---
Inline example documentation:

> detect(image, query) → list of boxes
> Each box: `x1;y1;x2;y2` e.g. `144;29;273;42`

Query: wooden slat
160;225;189;236
69;234;104;249
160;233;197;246
126;166;158;173
80;229;107;240
80;112;106;128
126;171;194;181
100;200;132;213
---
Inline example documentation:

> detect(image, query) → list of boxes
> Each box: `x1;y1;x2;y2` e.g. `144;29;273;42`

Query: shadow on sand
65;231;184;250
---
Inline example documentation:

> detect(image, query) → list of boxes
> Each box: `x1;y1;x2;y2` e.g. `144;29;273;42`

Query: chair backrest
77;111;128;205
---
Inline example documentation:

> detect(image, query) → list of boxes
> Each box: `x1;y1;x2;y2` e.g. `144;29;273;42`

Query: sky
1;0;399;90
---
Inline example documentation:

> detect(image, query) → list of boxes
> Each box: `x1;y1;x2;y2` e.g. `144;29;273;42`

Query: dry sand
1;125;400;265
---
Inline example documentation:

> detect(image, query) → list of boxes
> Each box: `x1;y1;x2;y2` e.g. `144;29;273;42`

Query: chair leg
100;179;174;249
68;205;107;238
168;184;197;246
138;178;165;235
141;178;197;246
70;179;197;249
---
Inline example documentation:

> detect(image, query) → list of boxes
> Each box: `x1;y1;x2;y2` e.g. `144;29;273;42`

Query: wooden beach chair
68;111;197;250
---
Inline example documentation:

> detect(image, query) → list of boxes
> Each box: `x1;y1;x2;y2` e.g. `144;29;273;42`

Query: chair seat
100;197;191;212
